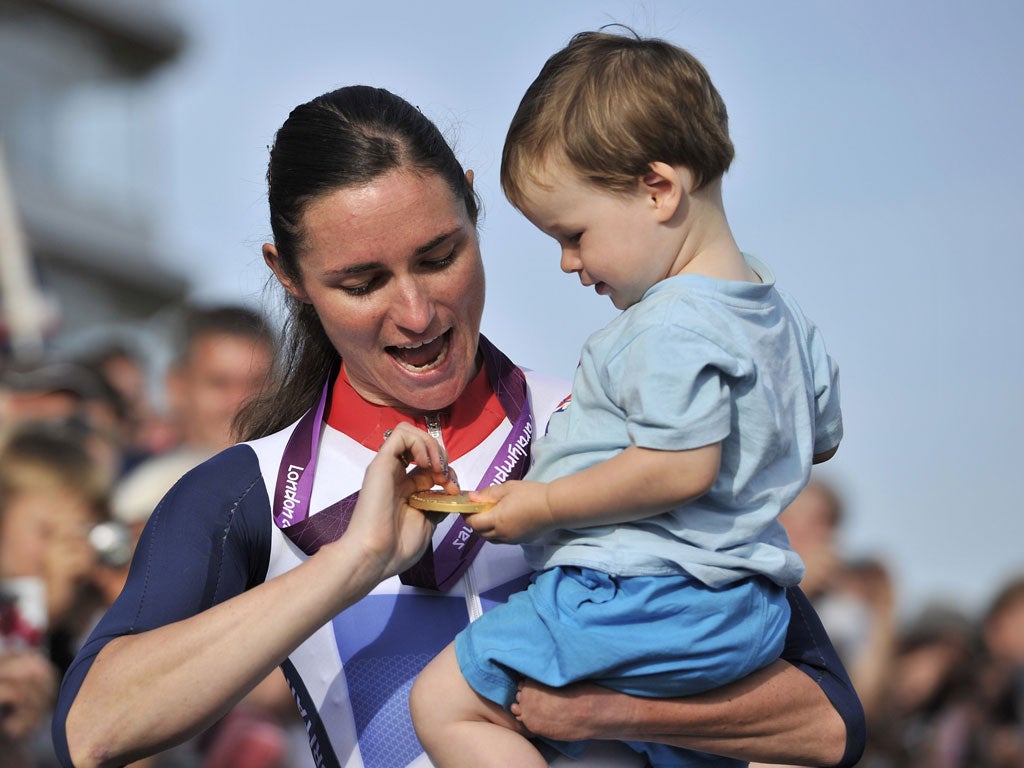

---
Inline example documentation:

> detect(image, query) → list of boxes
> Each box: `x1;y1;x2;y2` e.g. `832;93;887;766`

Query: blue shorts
455;566;789;767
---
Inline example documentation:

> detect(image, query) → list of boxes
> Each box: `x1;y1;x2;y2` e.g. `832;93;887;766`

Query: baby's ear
640;162;690;222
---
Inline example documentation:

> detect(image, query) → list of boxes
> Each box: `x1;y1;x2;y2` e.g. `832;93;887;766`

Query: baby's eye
566;232;583;245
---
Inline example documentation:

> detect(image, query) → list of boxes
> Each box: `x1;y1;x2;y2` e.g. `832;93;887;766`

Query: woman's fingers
382;423;459;492
407;467;458;496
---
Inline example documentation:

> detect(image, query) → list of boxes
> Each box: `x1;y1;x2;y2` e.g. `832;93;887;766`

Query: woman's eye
423;248;457;270
340;276;383;296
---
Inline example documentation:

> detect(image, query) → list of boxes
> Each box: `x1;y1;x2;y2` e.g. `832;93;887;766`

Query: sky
138;0;1023;619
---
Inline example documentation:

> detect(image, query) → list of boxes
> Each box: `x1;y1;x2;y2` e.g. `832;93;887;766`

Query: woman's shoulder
113;444;265;530
166;444;268;509
192;442;263;476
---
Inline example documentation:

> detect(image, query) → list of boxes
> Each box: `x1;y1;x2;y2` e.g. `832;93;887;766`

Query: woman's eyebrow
322;227;463;278
412;227;461;255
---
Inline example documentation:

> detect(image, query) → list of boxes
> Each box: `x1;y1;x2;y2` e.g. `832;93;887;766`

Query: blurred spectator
75;340;175;464
863;602;979;767
972;574;1024;767
109;304;276;598
0;421;113;766
0;359;130;486
162;304;275;454
980;573;1024;673
833;575;1024;768
0;362;83;428
778;477;844;602
779;478;898;720
0;421;111;654
0;648;57;768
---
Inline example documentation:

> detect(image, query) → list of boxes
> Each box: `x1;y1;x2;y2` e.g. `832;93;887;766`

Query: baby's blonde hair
501;29;734;208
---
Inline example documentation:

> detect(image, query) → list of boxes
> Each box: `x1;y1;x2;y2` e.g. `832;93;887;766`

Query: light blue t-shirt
524;256;842;587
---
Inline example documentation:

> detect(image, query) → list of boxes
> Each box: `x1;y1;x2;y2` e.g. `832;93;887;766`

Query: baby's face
518;160;675;310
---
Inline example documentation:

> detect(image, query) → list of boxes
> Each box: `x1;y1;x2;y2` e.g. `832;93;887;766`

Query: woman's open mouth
387;330;450;372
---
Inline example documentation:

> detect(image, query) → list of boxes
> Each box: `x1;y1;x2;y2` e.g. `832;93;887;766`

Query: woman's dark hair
236;86;480;440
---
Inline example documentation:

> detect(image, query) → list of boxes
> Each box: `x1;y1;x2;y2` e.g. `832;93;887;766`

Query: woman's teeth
391;334;449;371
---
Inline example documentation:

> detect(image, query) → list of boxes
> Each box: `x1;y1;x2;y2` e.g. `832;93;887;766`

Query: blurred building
0;0;189;354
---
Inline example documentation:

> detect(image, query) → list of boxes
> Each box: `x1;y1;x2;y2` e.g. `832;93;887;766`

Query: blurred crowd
753;482;1024;768
1;304;315;768
1;306;1022;768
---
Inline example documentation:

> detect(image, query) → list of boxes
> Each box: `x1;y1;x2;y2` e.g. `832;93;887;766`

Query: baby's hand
465;481;556;544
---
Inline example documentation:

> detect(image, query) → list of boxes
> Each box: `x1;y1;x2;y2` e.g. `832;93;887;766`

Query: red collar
326;364;505;460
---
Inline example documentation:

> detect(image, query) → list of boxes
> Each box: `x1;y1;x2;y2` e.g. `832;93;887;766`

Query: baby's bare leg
410;642;546;768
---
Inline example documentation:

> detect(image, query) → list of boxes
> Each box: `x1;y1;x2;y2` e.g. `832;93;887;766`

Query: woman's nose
391;278;435;332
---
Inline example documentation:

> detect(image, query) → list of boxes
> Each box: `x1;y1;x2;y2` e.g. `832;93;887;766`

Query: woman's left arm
511;587;866;767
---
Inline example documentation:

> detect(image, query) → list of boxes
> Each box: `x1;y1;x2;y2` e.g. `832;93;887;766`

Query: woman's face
268;169;485;413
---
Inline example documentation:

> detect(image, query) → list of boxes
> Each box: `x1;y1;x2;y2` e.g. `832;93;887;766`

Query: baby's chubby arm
468;443;721;544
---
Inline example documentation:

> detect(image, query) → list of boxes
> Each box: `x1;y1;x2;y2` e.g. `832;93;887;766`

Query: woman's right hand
343;422;457;581
63;423;458;768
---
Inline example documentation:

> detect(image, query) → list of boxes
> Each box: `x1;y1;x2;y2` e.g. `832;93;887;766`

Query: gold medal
408;490;493;515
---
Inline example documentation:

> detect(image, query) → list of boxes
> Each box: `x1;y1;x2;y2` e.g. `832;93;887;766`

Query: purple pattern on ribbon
278;493;359;557
272;336;533;591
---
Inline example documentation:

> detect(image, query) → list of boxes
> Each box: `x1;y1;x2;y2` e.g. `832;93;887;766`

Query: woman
53;86;863;768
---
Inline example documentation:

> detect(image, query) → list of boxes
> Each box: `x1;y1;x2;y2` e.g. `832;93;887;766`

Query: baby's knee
410;646;456;735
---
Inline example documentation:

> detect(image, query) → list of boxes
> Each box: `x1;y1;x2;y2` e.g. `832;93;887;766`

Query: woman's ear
640;162;693;223
465;169;475;189
263;243;310;303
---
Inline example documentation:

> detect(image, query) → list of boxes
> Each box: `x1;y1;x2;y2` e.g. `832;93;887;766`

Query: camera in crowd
87;520;133;569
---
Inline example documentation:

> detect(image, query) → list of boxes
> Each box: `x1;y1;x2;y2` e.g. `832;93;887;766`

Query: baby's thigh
410;642;518;731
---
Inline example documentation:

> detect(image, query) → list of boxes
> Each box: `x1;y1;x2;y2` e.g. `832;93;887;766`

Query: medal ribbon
271;336;533;592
